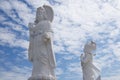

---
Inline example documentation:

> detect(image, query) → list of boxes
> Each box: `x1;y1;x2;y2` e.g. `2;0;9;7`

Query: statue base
28;75;56;80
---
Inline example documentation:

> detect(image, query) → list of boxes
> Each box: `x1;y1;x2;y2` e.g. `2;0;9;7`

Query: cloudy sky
0;0;120;80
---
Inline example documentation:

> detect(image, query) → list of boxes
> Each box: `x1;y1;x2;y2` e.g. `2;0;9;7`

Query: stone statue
28;5;56;80
80;41;101;80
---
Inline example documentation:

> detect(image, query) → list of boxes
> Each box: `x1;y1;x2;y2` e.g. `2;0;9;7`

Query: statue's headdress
84;41;96;53
35;5;54;23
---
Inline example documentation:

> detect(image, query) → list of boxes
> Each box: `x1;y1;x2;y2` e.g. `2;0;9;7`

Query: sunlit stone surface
28;5;56;80
81;41;101;80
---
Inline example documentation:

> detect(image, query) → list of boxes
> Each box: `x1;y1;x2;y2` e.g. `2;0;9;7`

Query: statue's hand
43;32;51;42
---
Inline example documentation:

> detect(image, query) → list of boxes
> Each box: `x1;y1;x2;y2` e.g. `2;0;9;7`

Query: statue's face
35;7;47;23
39;7;45;14
37;7;46;17
90;41;96;50
84;41;96;53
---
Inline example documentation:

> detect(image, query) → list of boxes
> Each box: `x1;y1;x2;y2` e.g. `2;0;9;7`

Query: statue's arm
81;54;90;63
43;22;53;42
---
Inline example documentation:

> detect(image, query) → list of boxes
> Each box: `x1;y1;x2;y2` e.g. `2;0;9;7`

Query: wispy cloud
0;65;31;80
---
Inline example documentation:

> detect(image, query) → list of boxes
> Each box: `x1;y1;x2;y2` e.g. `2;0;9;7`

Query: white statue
80;41;101;80
28;5;56;80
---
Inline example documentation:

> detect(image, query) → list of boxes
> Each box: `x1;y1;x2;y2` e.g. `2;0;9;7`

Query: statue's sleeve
92;64;101;80
43;21;53;41
44;21;56;68
81;54;91;63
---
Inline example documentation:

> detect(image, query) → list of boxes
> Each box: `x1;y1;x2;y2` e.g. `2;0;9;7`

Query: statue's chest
31;26;49;37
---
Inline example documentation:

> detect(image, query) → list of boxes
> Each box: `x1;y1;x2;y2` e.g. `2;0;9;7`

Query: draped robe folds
81;53;101;80
28;20;56;80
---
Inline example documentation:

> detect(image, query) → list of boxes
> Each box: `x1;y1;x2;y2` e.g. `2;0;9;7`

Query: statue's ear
43;5;54;22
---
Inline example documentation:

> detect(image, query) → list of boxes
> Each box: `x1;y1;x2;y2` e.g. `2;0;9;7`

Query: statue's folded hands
43;32;52;42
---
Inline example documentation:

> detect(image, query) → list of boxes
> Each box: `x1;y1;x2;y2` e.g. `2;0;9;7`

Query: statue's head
84;41;96;53
35;5;54;24
35;7;47;24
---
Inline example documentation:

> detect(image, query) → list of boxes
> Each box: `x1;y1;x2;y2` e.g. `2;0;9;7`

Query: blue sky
0;0;120;80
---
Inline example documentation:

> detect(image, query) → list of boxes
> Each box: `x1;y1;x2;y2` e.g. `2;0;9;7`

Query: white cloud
26;0;50;8
0;66;31;80
109;42;120;61
52;0;120;78
0;0;12;11
9;0;35;25
56;68;63;76
0;27;29;49
63;55;75;60
66;62;81;75
102;75;120;80
0;15;6;22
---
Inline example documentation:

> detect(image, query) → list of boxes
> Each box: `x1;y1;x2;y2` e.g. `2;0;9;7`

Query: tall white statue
80;41;101;80
28;5;56;80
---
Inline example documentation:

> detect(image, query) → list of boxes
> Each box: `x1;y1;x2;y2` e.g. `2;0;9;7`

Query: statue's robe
81;53;101;80
28;20;56;79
